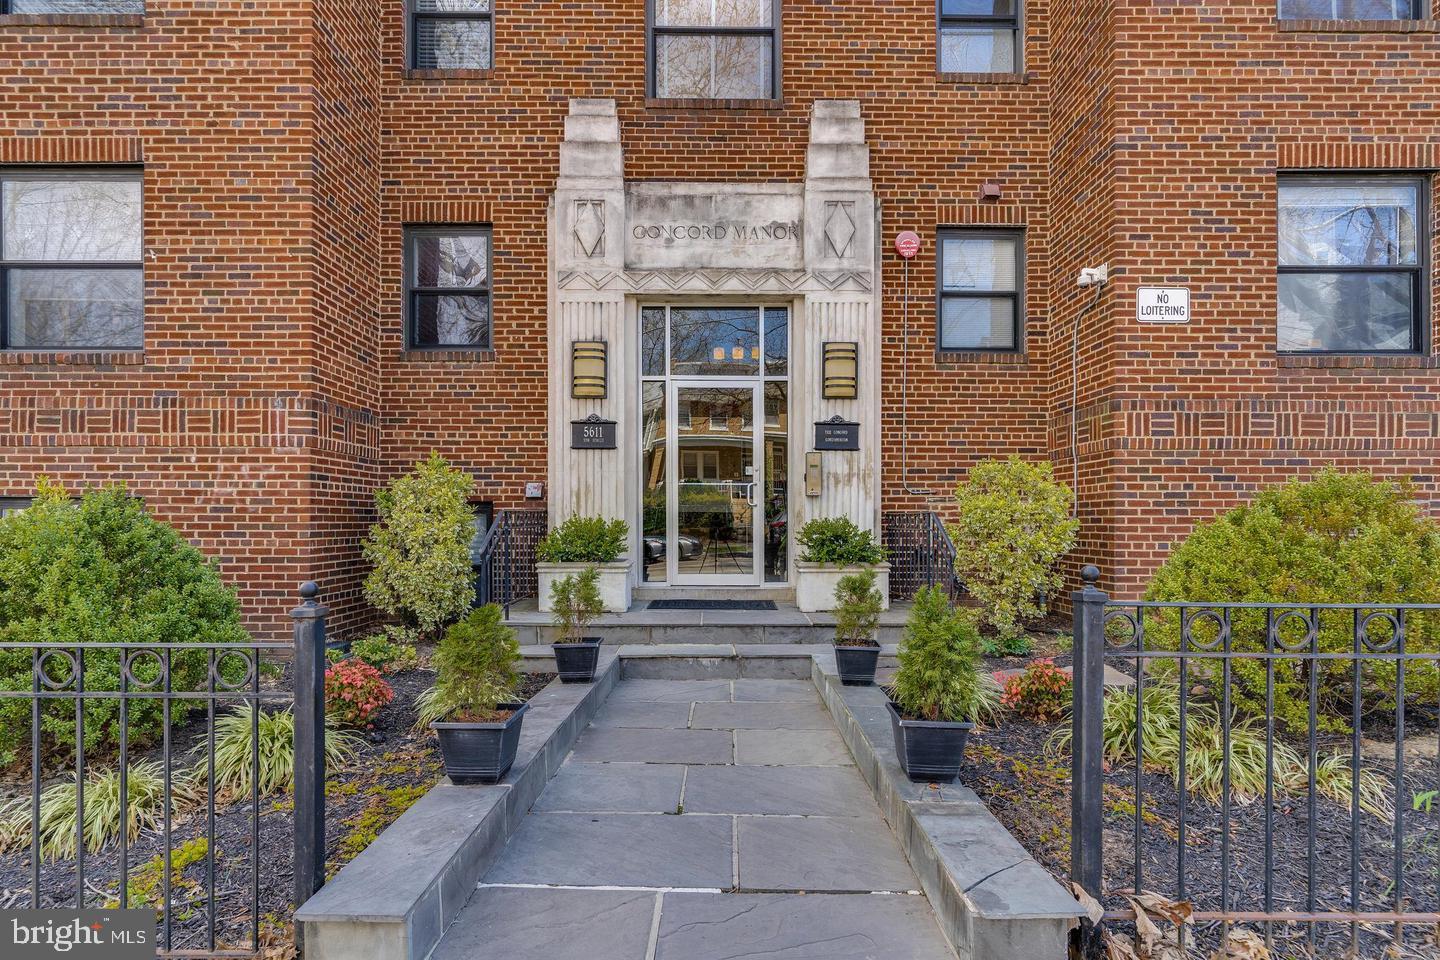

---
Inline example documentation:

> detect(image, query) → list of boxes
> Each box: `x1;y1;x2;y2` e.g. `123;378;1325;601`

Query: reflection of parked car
644;534;702;564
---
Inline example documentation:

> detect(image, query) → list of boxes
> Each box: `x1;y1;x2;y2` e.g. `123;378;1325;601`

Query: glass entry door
639;305;789;587
670;382;761;585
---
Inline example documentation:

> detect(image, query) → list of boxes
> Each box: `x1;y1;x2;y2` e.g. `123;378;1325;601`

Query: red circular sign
895;231;921;260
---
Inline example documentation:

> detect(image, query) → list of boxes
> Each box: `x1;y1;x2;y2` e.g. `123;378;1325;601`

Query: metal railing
881;511;961;602
1070;566;1440;957
0;586;330;958
473;508;548;616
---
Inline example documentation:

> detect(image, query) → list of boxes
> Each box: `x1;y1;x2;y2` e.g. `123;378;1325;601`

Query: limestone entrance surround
547;98;882;590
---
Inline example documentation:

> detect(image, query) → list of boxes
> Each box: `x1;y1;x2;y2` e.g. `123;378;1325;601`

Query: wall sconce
822;341;859;400
571;340;608;399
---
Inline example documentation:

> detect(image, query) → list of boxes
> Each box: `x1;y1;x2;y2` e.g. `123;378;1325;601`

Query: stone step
511;623;906;646
522;642;900;681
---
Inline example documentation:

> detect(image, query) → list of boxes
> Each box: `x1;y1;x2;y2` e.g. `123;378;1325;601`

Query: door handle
747;482;758;507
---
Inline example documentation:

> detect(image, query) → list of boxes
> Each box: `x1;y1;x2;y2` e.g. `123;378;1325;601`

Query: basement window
648;0;780;100
1278;177;1424;353
0;170;144;351
410;0;493;71
405;226;493;350
938;0;1020;74
1277;0;1422;17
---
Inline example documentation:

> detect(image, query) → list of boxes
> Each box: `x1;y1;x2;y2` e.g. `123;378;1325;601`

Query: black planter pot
886;699;973;783
432;701;529;785
552;638;603;683
833;643;880;686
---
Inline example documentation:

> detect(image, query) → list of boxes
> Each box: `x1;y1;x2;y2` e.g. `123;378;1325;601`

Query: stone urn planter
433;701;529;785
795;561;890;613
537;559;630;613
887;700;971;783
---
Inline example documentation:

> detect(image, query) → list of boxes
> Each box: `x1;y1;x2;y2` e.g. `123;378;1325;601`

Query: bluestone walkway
433;679;958;960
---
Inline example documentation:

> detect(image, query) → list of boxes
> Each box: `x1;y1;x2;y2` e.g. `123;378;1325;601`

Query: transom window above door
642;305;788;377
648;0;780;100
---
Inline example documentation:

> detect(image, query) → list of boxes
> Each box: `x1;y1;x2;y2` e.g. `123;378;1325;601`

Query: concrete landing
433;679;958;960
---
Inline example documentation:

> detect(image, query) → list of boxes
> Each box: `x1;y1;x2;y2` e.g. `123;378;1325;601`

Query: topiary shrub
0;481;250;767
795;517;886;566
362;454;476;642
891;585;1000;723
415;604;521;727
948;457;1079;643
550;567;603;643
536;515;629;564
1144;469;1440;735
833;569;883;646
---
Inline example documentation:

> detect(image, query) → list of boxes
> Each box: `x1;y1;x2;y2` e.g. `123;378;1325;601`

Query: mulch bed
0;667;556;956
967;718;1440;960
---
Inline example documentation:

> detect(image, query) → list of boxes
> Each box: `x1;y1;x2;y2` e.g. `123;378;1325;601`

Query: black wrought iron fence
881;511;961;602
1070;566;1440;958
473;508;548;616
0;585;330;958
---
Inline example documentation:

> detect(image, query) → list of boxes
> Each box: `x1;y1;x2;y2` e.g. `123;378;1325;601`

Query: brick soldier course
2;2;1437;638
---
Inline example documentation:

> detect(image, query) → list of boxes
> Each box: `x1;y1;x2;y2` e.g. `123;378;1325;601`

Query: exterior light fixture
822;341;859;400
571;340;608;399
712;347;725;361
731;346;744;360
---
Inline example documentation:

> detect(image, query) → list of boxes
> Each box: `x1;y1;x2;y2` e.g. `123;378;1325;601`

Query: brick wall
3;0;1438;634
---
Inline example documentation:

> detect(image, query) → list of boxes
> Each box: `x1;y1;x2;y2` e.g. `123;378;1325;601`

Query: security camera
1077;265;1108;288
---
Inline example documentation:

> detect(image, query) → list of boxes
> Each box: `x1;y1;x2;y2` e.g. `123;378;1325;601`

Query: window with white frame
938;1;1019;74
1278;177;1424;353
1;170;143;350
937;229;1022;351
410;0;493;70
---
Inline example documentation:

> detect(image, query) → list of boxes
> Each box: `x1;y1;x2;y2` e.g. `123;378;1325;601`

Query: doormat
647;599;778;611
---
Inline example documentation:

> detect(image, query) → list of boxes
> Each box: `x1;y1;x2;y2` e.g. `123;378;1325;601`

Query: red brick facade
1;2;1436;637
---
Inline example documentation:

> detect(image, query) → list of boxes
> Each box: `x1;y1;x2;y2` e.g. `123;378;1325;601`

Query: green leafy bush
948;457;1078;642
416;605;521;727
324;659;394;729
1144;470;1440;735
550;567;604;643
0;482;250;766
207;706;358;799
795;517;886;566
833;569;882;646
536;515;628;564
891;585;1000;724
362;454;476;642
998;658;1071;722
348;630;421;674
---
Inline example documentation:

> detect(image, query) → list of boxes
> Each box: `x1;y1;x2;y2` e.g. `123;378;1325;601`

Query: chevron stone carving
557;267;872;293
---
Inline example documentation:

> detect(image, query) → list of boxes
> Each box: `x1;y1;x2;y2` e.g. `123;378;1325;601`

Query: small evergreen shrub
550;567;604;643
348;630;421;674
536;515;629;564
891;586;1000;724
795;517;886;566
324;659;394;729
833;569;882;646
998;659;1071;722
1144;470;1440;735
949;457;1079;643
362;454;477;642
982;632;1034;658
0;482;249;766
416;604;521;726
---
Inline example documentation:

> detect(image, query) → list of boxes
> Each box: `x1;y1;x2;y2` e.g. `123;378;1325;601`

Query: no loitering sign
1136;287;1190;324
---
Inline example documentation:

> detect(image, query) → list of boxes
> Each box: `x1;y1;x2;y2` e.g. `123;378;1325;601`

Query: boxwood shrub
0;482;249;765
1144;470;1440;735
